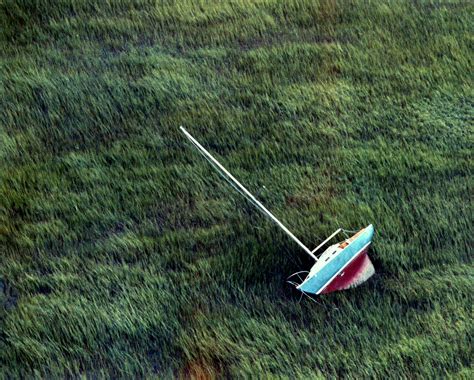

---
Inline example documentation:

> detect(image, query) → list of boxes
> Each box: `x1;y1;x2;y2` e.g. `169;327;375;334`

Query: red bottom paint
320;247;375;294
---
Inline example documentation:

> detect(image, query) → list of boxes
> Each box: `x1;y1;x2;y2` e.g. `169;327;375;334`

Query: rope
342;228;359;233
341;228;358;239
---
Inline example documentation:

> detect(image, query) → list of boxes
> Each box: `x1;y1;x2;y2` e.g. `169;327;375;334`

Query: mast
180;126;318;260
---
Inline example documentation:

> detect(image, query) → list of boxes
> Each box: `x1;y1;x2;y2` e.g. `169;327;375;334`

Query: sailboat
180;127;375;296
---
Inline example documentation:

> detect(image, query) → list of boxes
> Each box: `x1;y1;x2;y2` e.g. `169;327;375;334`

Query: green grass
1;0;472;377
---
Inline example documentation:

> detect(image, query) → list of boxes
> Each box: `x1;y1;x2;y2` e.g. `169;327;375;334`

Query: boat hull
319;247;375;294
297;225;375;295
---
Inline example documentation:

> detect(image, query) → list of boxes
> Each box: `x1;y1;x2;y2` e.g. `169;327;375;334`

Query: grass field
1;0;473;377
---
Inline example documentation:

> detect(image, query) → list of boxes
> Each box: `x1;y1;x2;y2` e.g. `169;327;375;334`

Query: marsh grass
1;0;472;377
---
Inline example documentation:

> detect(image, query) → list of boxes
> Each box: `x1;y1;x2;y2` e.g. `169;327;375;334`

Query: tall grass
1;0;472;377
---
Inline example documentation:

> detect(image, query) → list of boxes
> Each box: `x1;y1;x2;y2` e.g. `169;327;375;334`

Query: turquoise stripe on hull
298;225;374;295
